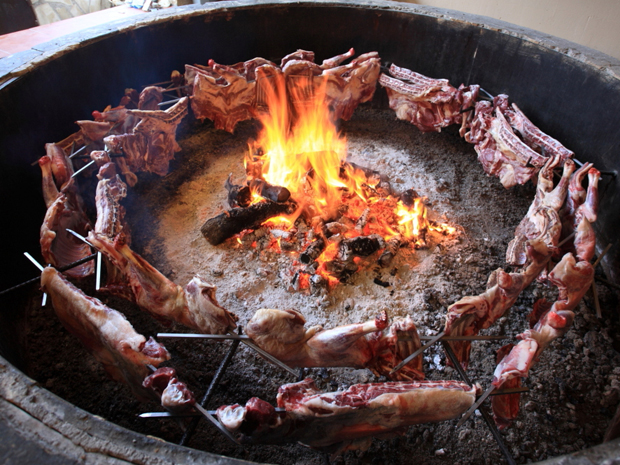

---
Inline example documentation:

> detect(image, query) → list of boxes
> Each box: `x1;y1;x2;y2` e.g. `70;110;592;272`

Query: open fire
203;65;456;292
9;42;610;464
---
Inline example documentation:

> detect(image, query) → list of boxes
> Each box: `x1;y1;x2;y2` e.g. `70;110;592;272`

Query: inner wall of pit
0;1;619;463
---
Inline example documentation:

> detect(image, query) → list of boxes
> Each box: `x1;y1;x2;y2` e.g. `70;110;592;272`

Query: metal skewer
23;252;47;306
142;407;286;419
193;403;241;445
68;145;88;159
0;253;97;297
229;331;298;377
158;97;184;107
158;332;509;342
71;159;96;178
66;229;93;247
95;252;102;291
442;341;516;465
390;331;445;375
457;384;496;427
180;331;241;446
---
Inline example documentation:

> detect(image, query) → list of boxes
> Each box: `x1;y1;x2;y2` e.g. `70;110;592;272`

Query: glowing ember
237;72;456;289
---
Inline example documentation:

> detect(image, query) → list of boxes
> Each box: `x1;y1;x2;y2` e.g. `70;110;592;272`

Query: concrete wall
403;0;620;60
30;0;110;25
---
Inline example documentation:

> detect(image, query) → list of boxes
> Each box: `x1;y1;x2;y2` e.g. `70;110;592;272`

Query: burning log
299;237;325;264
201;199;297;245
338;234;385;261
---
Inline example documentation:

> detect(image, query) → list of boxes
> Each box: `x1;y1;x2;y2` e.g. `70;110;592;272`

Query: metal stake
442;341;516;465
390;331;445;375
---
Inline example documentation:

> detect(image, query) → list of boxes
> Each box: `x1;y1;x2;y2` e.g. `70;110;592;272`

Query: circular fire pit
1;1;620;464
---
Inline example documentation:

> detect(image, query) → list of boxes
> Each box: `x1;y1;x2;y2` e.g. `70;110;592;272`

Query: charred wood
300;237;325;264
339;234;385;261
378;235;402;267
201;200;297;245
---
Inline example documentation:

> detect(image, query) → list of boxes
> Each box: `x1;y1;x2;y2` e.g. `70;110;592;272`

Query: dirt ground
25;105;620;465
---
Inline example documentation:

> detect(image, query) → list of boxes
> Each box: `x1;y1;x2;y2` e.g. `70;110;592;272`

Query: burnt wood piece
225;174;251;208
225;176;291;208
400;189;419;208
339;235;385;261
300;237;326;264
248;179;291;203
324;259;359;280
201;200;297;245
378;235;402;267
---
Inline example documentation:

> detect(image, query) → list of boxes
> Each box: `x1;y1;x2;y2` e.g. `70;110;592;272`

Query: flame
249;74;348;219
241;69;456;284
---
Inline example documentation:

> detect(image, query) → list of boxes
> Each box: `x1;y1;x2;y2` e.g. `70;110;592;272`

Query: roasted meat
41;267;170;401
216;378;476;452
443;269;525;369
87;232;238;334
491;252;594;428
39;154;94;279
246;309;423;380
104;96;188;183
189;61;258;133
379;64;479;133
143;367;196;414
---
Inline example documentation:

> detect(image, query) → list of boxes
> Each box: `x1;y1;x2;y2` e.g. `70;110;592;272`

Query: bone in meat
246;309;423;380
39;157;94;278
323;51;381;121
143;367;196;414
87;232;237;334
491;252;594;428
476;108;545;188
104;97;188;181
506;156;574;269
189;62;257;133
491;343;522;430
41;267;170;401
559;166;600;262
443;268;525;369
379;64;479;133
94;162;128;239
138;86;165;110
216;378;475;452
503;101;574;161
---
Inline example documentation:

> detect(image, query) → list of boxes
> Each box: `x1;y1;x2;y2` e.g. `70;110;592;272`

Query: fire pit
1;1;620;464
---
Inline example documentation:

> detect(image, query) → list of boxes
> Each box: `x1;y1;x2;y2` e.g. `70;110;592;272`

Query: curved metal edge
1;0;620;84
0;355;252;465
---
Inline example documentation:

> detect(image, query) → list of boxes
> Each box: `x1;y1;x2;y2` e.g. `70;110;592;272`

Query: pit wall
403;0;620;60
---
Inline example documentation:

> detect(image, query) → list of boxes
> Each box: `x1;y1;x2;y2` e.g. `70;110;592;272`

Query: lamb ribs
216;378;476;453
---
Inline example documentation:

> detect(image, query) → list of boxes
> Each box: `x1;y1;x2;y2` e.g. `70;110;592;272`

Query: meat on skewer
41;267;170;401
39;152;94;279
87;232;238;334
143;367;196;414
216;378;476;452
379;64;479;133
246;309;423;380
491;251;594;428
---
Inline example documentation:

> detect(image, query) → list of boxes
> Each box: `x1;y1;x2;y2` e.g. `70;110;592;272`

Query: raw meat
216;378;475;452
87;232;238;334
246;309;423;380
41;267;170;401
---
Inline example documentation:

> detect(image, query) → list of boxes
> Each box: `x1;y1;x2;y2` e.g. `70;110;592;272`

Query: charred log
339;235;385;261
400;189;419;208
300;237;325;264
248;179;291;203
201;200;297;245
225;174;252;208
